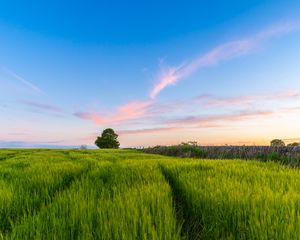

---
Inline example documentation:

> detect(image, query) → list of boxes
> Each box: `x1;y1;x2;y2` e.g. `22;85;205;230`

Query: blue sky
1;0;300;147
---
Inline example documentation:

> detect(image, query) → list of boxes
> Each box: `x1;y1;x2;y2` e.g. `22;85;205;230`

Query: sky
1;0;300;148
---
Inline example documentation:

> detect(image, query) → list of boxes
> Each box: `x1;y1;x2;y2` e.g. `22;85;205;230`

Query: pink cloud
75;90;299;128
118;127;180;135
74;100;153;125
74;112;105;124
167;110;273;127
150;22;299;98
113;110;274;141
114;100;153;122
200;95;255;107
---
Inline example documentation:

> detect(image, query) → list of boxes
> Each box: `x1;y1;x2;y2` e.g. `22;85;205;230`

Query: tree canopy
95;128;120;149
270;139;285;147
287;142;300;147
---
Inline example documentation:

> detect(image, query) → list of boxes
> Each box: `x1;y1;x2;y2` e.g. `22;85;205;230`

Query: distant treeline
140;144;300;167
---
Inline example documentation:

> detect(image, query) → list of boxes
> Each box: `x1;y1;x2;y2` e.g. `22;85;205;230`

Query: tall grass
161;159;300;239
2;149;300;239
8;159;180;240
0;150;94;237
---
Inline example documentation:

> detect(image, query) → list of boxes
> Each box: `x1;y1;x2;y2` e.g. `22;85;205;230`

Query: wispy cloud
166;110;273;127
116;110;274;138
20;100;63;113
150;22;299;98
118;127;180;135
75;89;299;128
74;100;153;125
74;112;105;124
115;101;153;122
196;90;300;107
2;67;45;95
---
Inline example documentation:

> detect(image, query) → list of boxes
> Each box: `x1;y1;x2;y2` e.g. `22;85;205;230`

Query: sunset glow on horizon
1;1;300;148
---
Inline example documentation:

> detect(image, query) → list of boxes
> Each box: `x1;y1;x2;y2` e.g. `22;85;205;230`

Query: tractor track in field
0;154;17;162
2;162;93;238
2;150;120;237
160;165;203;240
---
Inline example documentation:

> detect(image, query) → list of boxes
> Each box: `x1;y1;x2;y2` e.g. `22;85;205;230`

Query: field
1;149;300;239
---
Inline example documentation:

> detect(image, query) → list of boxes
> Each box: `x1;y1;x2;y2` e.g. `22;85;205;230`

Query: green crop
161;159;300;239
0;150;180;240
1;149;300;239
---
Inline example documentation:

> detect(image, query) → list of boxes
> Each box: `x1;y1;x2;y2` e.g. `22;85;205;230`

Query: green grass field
1;149;300;239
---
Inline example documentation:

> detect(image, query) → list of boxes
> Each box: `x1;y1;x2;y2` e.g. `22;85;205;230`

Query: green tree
270;139;285;147
287;142;300;147
95;128;120;149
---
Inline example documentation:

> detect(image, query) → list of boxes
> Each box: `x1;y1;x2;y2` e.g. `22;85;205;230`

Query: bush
141;145;300;167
